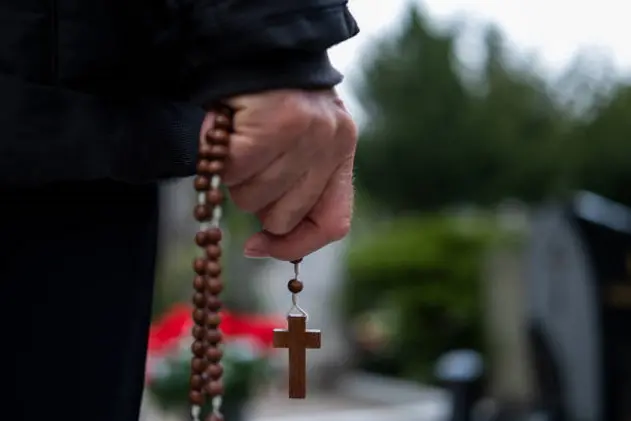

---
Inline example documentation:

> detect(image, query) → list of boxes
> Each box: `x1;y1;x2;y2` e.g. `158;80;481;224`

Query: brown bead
215;113;231;129
206;245;222;259
207;129;229;144
287;279;304;294
195;231;209;247
189;390;205;405
206;330;222;344
207;160;224;174
193;258;207;275
194;176;211;191
196;159;212;174
206;261;221;277
191;357;207;373
207;296;222;311
198;144;213;159
206;189;224;205
207;277;223;294
192;325;206;340
194;204;211;221
193;275;206;291
200;144;229;160
193;292;206;307
192;340;206;357
206;312;221;327
193;308;206;324
205;380;224;396
205;228;222;243
205;364;224;379
206;347;223;362
190;374;205;390
210;144;229;159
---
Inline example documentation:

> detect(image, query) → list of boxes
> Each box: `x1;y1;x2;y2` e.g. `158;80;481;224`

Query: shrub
343;214;505;382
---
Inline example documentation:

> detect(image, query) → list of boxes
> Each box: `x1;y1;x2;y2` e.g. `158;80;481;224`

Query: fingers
257;164;333;235
228;152;308;214
243;157;354;261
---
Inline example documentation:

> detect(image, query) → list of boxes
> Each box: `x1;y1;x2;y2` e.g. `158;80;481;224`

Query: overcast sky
329;0;630;120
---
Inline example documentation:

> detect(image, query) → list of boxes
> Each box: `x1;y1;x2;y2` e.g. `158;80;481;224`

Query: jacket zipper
50;0;59;84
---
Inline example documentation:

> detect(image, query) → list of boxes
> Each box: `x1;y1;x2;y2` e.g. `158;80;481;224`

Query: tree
353;5;631;210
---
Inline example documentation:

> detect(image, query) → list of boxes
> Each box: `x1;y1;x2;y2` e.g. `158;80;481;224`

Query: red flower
147;304;285;356
147;304;193;356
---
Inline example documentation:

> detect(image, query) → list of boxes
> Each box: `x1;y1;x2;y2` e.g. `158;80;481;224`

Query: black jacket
0;0;358;185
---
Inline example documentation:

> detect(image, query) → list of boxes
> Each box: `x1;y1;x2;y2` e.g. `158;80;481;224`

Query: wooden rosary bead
189;390;205;405
191;357;207;373
207;296;222;311
206;189;224;205
206;330;222;344
206;312;221;327
194;205;211;221
206;245;221;259
205;380;224;396
206;347;223;362
192;324;206;340
194;175;211;191
198;144;213;159
205;364;223;379
193;292;206;307
200;144;229;160
193;275;206;291
214;113;231;129
195;231;209;247
206;228;222;243
207;129;229;144
193;258;207;275
193;308;206;324
287;279;303;294
191;340;207;357
206;261;222;277
196;228;222;246
190;374;204;390
210;144;229;159
198;159;225;174
206;277;223;294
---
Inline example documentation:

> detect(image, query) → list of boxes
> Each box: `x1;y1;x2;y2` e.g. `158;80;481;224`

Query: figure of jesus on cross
273;314;322;399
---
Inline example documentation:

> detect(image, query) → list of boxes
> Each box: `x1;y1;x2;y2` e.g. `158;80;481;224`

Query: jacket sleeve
171;0;359;105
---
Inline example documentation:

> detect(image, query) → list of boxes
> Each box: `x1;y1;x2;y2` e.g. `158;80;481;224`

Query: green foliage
354;4;631;211
343;215;506;382
149;344;270;417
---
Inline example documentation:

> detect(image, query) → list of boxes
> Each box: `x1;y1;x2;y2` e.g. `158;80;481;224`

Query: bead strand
190;109;232;421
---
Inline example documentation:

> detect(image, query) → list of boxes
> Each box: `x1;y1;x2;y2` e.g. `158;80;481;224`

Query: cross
273;314;321;399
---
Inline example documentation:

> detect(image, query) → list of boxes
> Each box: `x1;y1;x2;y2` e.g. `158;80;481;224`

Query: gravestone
526;191;631;421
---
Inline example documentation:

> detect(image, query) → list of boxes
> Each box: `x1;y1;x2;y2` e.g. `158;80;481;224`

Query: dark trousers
0;180;159;421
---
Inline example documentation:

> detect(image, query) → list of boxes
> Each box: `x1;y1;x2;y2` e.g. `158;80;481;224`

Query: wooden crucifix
273;314;321;399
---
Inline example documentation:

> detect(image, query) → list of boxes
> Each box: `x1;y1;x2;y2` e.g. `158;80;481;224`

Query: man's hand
201;89;357;261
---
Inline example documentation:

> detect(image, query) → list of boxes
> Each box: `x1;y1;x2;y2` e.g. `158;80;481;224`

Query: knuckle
336;112;358;149
276;95;313;135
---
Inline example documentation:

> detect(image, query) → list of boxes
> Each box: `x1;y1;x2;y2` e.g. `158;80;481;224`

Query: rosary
188;106;322;421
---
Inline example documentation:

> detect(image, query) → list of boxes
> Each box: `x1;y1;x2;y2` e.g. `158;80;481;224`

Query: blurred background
141;1;631;421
